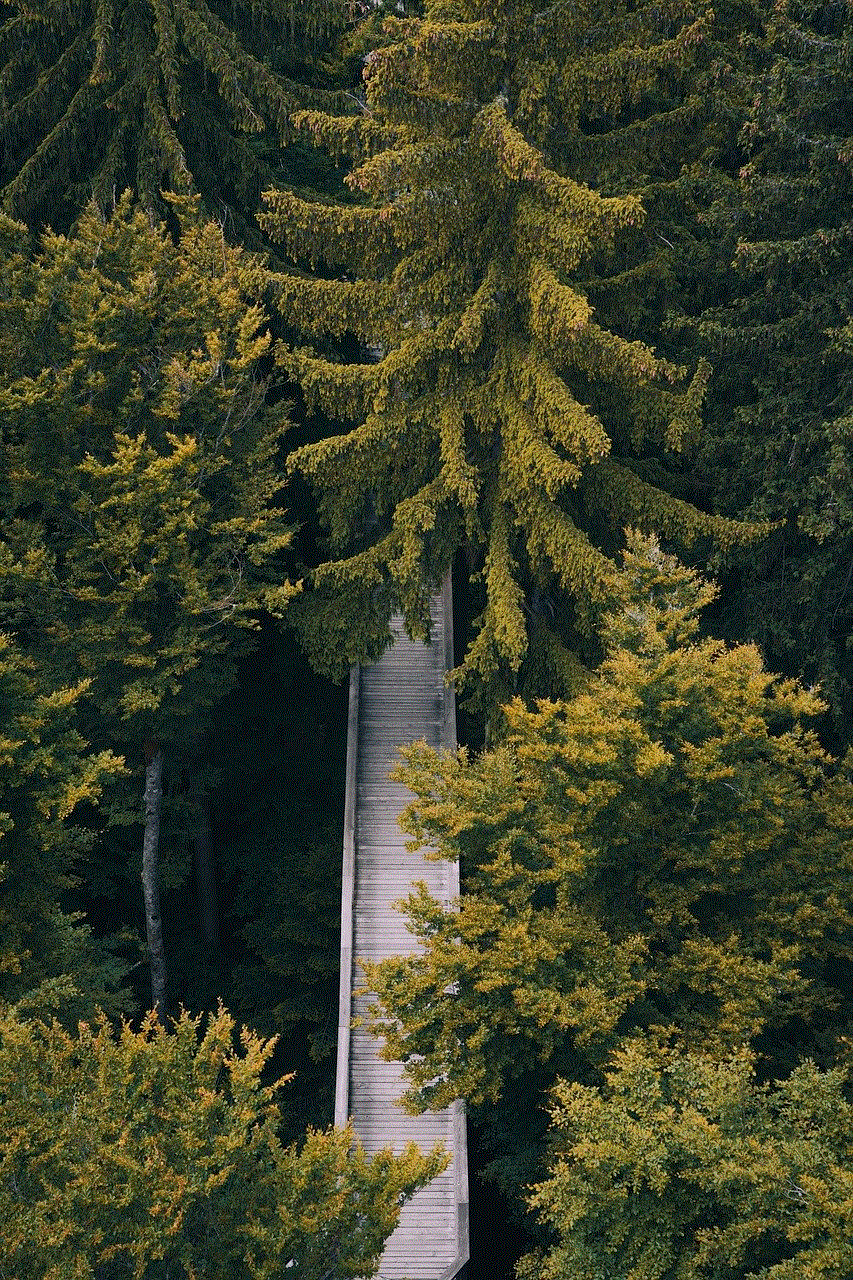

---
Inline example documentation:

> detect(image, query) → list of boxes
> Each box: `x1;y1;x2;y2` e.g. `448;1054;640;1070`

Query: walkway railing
335;575;469;1280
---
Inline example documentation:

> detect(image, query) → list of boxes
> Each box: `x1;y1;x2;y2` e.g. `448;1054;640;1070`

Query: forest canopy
0;0;851;1275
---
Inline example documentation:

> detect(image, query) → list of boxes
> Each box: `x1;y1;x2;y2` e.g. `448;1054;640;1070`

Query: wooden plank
336;574;469;1280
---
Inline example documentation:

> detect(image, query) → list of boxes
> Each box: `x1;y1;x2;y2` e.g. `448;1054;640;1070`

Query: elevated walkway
336;576;469;1280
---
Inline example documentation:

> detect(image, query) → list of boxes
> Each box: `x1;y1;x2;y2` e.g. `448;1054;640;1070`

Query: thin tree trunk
193;800;220;957
142;742;167;1019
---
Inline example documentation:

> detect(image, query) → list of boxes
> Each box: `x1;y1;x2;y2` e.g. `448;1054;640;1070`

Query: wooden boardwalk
335;576;469;1280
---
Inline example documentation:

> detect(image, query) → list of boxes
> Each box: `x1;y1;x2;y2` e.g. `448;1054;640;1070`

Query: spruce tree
260;0;764;703
0;0;346;233
674;0;853;737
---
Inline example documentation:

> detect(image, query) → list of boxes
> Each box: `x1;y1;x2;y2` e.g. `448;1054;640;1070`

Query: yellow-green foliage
262;0;766;691
361;536;853;1111
0;194;296;750
521;1046;853;1280
0;632;127;1016
0;1005;445;1280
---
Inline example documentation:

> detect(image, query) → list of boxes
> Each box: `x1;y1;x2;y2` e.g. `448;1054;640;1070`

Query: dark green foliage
0;0;347;233
0;632;130;1019
229;808;340;1047
0;3;851;1274
0;194;296;1014
677;0;853;739
207;625;348;1133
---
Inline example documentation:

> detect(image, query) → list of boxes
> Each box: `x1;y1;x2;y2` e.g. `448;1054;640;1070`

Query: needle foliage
261;0;766;702
0;0;348;232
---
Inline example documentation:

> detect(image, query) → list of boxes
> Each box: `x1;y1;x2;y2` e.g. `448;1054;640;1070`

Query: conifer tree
261;0;764;701
674;0;853;736
0;195;295;1015
0;0;346;233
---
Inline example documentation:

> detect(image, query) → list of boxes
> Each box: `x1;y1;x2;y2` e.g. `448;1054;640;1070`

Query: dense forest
0;0;851;1276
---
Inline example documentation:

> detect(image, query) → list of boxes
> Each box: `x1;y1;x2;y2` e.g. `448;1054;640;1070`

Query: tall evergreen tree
261;0;764;705
672;0;853;737
0;0;346;233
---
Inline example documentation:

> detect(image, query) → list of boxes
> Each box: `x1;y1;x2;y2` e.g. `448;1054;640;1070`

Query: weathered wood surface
336;576;469;1280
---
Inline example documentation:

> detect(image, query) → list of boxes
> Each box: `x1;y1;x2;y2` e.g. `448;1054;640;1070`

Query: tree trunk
142;743;167;1019
194;800;220;957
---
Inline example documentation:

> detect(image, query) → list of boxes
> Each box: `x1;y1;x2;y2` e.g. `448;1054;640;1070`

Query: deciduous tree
0;1004;445;1280
521;1046;853;1280
0;194;295;1015
0;632;127;1019
363;536;853;1112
